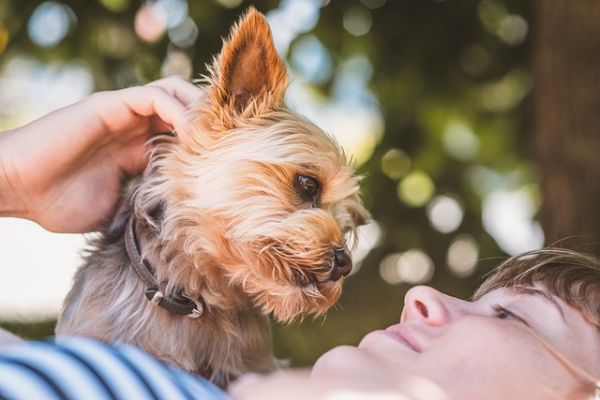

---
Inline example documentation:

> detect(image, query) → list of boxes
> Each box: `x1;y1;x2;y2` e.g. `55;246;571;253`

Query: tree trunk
534;0;600;252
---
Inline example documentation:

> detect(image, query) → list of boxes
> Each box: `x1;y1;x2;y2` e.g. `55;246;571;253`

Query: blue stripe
162;367;197;400
0;362;62;400
52;343;119;400
59;338;158;399
0;338;228;400
104;345;160;400
118;344;192;400
10;341;111;400
0;358;68;400
176;370;229;399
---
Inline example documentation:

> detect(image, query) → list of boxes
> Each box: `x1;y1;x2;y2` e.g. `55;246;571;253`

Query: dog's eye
295;175;321;203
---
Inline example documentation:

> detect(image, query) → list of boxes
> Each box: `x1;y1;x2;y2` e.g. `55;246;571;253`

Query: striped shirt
0;337;229;400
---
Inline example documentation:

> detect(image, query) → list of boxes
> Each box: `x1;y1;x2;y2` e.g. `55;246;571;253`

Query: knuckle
86;90;110;105
145;85;167;97
167;74;185;83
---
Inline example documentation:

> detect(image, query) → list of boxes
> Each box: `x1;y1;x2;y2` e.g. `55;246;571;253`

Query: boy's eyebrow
510;286;566;321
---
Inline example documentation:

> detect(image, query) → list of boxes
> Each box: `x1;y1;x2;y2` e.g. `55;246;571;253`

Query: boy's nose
401;285;457;327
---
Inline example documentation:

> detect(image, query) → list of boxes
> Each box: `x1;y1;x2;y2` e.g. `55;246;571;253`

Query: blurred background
1;0;598;366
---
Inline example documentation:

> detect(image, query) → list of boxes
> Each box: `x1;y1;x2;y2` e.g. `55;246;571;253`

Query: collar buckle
146;288;164;305
126;217;205;319
181;293;204;319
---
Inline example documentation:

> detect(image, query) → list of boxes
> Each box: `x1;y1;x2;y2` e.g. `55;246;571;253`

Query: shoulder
0;337;229;400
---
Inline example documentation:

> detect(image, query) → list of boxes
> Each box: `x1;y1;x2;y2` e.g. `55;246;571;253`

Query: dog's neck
125;216;204;318
128;209;253;315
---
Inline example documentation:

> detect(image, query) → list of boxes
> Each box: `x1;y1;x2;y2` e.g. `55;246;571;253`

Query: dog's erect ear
208;8;287;118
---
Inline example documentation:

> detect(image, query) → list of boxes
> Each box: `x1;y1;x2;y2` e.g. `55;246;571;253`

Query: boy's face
313;284;600;399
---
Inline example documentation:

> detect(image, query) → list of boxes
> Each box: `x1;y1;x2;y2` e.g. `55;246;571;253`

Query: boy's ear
208;8;287;119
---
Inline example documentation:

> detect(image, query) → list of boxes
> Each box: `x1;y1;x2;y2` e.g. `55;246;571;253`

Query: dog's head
148;9;369;322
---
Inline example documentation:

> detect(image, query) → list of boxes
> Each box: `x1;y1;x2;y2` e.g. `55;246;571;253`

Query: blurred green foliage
0;0;532;366
0;319;55;340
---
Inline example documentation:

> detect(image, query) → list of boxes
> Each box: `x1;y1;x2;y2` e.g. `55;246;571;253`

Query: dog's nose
330;247;352;281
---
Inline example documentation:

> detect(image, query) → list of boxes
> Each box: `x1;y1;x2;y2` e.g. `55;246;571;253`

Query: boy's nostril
415;300;429;318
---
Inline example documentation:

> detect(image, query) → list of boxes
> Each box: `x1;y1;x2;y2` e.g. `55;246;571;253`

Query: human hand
0;76;203;233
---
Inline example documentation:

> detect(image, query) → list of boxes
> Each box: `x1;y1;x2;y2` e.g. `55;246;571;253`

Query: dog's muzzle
329;247;352;281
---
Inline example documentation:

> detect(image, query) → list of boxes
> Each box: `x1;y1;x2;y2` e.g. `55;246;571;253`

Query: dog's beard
229;253;344;323
221;211;349;322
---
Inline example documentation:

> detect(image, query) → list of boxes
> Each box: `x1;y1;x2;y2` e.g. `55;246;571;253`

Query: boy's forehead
477;284;554;303
478;285;576;324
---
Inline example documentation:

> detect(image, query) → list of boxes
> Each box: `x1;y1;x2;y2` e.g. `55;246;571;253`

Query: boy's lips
384;324;422;353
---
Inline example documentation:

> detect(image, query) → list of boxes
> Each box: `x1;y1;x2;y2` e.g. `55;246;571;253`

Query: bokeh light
168;16;199;48
332;55;375;103
442;120;480;161
478;0;527;46
379;253;403;284
291;35;333;84
99;0;130;13
482;187;544;255
0;56;93;129
134;0;188;43
267;0;321;55
447;235;479;278
465;165;505;198
285;54;384;166
215;0;244;8
381;148;411;180
343;5;373;37
398;171;435;207
479;69;532;112
478;0;507;34
28;1;76;48
427;195;464;234
497;14;528;45
134;2;166;42
348;220;383;275
0;23;8;54
161;50;192;79
157;0;188;29
379;250;434;285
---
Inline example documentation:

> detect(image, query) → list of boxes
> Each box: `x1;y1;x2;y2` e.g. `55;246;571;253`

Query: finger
148;115;173;134
117;86;191;135
146;75;204;107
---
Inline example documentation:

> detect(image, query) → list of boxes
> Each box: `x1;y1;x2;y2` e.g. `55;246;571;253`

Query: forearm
0;129;30;219
0;100;101;225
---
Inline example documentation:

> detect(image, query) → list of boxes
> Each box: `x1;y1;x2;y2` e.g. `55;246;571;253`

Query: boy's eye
492;304;513;319
491;304;530;327
295;175;321;204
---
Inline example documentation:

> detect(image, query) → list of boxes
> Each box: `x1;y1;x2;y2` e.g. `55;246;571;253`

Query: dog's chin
247;278;343;323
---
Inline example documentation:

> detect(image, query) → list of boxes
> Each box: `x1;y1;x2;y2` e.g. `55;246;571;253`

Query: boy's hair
473;247;600;327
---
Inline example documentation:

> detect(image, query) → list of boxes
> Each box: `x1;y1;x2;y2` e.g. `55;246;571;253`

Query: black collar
124;217;204;319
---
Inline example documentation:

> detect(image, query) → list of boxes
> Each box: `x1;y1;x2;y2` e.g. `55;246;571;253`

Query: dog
56;8;369;386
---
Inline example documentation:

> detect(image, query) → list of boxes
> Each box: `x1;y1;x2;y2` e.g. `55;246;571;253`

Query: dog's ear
207;8;287;120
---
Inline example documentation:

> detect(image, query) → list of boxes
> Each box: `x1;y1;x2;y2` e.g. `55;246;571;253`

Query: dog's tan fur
56;9;369;385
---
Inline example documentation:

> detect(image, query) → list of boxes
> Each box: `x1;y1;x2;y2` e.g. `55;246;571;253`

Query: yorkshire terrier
56;8;369;386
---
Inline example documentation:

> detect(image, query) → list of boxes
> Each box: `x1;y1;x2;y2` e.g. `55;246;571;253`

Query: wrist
0;129;31;219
